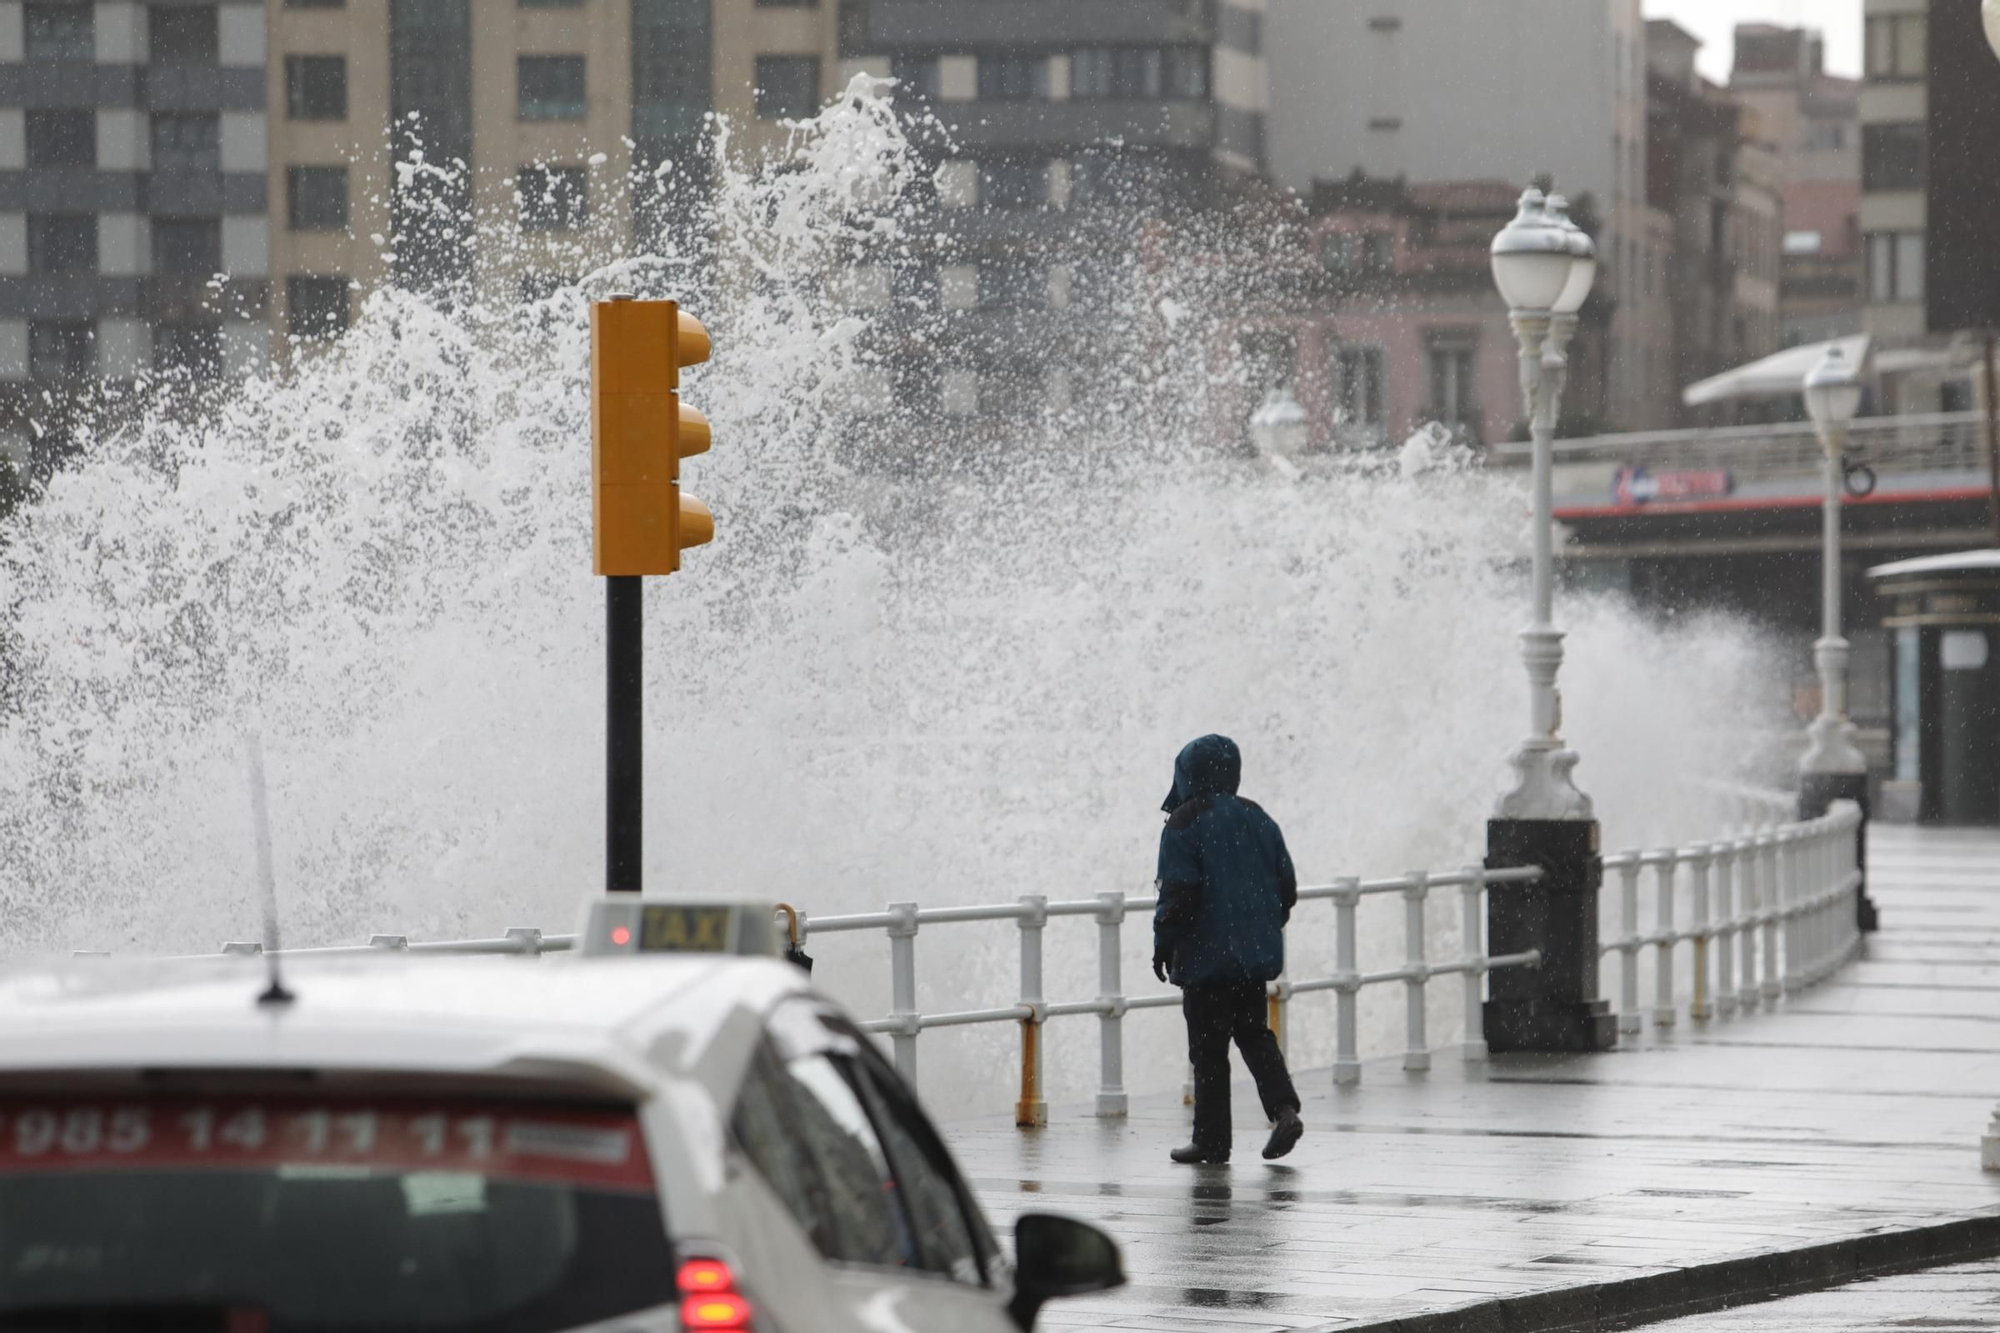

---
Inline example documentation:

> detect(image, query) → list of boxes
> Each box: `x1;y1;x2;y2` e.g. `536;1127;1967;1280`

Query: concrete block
219;3;265;66
98;214;147;275
0;213;22;276
0;319;27;379
0;4;22;63
98;109;148;171
221;216;267;277
220;113;266;174
95;1;145;64
223;320;271;378
97;319;150;377
937;56;975;101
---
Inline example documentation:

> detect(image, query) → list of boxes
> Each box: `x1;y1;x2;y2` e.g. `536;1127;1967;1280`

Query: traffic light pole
606;576;644;894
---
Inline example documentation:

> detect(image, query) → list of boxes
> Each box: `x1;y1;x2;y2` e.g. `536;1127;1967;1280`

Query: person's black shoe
1262;1107;1303;1161
1169;1144;1229;1165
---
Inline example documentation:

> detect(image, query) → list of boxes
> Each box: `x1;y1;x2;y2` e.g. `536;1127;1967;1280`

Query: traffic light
590;296;714;576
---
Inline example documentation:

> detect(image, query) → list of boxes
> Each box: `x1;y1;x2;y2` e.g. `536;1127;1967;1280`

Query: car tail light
678;1257;754;1331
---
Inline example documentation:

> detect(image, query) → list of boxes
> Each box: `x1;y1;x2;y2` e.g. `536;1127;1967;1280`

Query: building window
26;109;94;167
1865;14;1926;81
890;54;938;100
1072;47;1206;99
1320;231;1393;275
151;113;221;172
29;320;94;381
754;0;818;6
153;218;222;276
518;55;586;120
287;165;349;231
1866;230;1924;303
520;0;584;6
155;322;223;382
977;54;1046;101
1425;337;1478;432
753;55;821;119
978;159;1047;209
24;3;94;61
284;0;346;7
1335;344;1386;430
516;164;588;230
978;260;1047;307
287;276;350;339
1861;122;1925;192
149;4;218;65
27;214;97;275
285;56;349;120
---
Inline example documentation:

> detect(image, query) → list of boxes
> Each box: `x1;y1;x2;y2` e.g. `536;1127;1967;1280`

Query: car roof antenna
245;729;296;1009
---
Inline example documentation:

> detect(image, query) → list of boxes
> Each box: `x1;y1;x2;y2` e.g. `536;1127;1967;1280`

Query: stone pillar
1484;818;1616;1052
1800;775;1877;932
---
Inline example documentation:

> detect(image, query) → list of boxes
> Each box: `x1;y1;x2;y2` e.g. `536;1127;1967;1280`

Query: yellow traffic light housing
591;297;714;576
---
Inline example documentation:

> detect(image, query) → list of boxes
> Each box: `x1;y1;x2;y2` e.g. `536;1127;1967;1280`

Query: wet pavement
1636;1256;2000;1330
948;824;2000;1332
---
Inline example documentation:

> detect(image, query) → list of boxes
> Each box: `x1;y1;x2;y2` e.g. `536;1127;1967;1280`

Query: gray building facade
0;0;271;461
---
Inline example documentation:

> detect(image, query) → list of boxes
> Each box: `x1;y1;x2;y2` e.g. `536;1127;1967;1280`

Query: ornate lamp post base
1485;818;1617;1052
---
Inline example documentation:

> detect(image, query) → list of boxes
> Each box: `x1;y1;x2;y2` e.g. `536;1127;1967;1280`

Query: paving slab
947;825;2000;1333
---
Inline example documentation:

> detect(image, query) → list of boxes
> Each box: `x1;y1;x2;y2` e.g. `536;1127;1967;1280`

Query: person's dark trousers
1183;978;1300;1152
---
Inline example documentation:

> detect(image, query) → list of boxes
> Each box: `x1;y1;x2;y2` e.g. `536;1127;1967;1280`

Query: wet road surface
946;825;2000;1332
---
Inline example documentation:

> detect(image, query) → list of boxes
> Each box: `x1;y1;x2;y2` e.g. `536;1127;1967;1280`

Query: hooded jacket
1152;734;1298;988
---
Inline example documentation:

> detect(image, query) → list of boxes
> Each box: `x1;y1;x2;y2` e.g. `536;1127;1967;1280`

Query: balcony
1492;411;1993;516
861;0;1210;48
938;99;1214;153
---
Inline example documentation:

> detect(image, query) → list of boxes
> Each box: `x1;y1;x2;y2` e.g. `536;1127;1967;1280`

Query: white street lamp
1800;344;1868;780
1250;383;1311;460
1491;187;1597;820
1985;0;2000;62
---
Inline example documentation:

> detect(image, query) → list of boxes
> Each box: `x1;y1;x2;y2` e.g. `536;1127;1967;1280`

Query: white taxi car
0;900;1123;1332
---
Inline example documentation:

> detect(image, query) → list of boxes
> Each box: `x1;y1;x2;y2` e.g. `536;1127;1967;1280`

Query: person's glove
1152;951;1170;984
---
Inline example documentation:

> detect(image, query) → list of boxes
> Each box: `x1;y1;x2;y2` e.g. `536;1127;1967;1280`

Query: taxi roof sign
578;899;782;960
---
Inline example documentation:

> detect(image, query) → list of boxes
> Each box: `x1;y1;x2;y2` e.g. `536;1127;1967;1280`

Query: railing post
1460;867;1488;1062
1714;841;1737;1017
1653;855;1678;1027
1094;890;1128;1119
1015;894;1048;1129
1760;834;1782;1004
1689;846;1713;1022
1737;835;1761;1011
1402;872;1431;1072
1333;877;1362;1086
1782;830;1805;994
887;902;921;1084
1618;858;1642;1036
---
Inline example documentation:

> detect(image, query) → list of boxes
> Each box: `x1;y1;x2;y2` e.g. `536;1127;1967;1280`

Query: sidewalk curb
1315;1208;2000;1333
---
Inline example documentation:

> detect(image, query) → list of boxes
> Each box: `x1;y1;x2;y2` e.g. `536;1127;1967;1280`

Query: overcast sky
1642;0;1863;82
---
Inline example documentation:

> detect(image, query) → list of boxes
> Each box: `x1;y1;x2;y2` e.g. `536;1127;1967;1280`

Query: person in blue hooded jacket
1152;734;1303;1164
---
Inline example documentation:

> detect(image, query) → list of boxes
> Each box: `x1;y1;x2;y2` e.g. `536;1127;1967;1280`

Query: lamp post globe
1803;344;1864;446
1250;383;1311;460
1545;195;1597;316
1985;0;2000;61
1489;189;1575;314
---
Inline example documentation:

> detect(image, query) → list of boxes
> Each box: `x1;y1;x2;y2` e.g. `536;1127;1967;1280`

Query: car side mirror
1007;1213;1126;1330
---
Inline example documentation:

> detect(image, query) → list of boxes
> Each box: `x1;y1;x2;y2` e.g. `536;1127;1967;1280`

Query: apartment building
0;0;270;460
0;0;844;464
831;0;1270;426
1260;0;1672;432
1645;20;1782;425
1858;0;1927;344
1728;23;1861;348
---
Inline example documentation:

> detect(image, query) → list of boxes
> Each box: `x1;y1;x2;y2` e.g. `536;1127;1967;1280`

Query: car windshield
0;1095;676;1332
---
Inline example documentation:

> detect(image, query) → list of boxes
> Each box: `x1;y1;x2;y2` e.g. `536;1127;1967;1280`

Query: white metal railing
1493;411;1989;488
788;864;1544;1126
160;800;1865;1125
1600;800;1864;1033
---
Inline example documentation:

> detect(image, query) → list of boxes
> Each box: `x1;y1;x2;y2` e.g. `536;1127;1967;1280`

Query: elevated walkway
950;824;2000;1332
